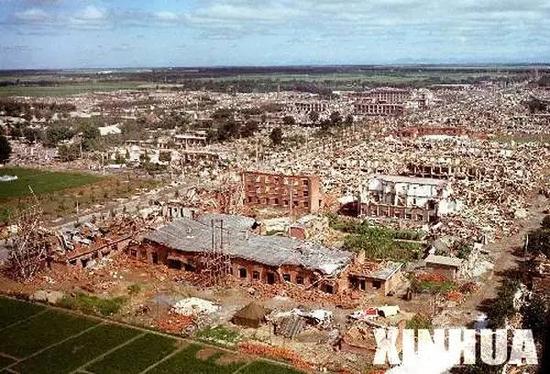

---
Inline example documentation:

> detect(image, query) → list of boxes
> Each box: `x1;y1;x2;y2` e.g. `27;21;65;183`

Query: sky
1;0;549;69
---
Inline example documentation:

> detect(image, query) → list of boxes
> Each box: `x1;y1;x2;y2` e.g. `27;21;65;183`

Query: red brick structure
132;216;353;294
242;171;322;214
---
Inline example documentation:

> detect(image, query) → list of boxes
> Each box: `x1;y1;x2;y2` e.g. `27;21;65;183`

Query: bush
196;325;240;346
410;274;456;294
59;293;126;317
127;284;141;296
522;297;548;341
406;314;433;330
486;278;519;328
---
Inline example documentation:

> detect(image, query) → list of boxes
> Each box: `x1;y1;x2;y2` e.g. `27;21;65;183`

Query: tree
542;215;550;229
319;119;332;131
330;111;342;127
217;120;241;142
57;144;79;162
0;135;11;163
282;115;296;126
522;297;548;341
22;127;42;143
241;120;259;137
308;111;319;124
45;126;74;147
79;122;100;151
159;151;172;163
269;127;283;146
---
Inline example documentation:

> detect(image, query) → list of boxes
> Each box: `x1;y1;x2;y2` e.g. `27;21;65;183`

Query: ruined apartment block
289;101;330;113
360;175;456;223
242;171;322;214
353;102;404;116
363;88;410;103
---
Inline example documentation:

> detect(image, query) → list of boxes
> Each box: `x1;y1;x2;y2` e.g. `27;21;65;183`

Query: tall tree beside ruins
282;115;296;126
7;191;49;280
308;111;319;124
269;127;283;146
0;135;11;164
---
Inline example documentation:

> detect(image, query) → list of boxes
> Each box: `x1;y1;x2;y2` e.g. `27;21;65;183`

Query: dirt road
458;194;548;319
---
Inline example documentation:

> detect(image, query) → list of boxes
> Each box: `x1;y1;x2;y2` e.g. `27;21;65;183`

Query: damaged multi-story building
359;175;458;223
353;102;404;116
242;171;323;214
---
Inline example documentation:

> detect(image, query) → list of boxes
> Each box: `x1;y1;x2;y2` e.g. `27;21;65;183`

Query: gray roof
369;262;403;280
425;254;463;268
145;217;352;276
196;213;257;232
374;175;447;186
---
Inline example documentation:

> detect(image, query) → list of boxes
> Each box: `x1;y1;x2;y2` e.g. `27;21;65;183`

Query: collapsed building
360;175;458;223
136;215;353;293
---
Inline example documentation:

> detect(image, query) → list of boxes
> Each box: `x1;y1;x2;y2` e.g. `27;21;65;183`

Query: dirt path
459;194;548;317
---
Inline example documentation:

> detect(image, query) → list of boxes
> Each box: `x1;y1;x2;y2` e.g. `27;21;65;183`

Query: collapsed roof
144;216;353;276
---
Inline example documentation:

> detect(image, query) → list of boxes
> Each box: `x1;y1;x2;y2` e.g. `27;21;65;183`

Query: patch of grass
0;297;44;328
0;309;98;358
405;314;433;330
196;325;241;346
0;167;101;199
127;283;141;296
240;361;304;374
0;168;159;223
147;344;245;374
410;278;456;295
58;293;127;317
328;215;424;261
15;323;140;374
86;333;179;374
0;356;15;370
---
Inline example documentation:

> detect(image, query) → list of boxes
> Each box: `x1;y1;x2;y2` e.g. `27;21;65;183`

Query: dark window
296;276;304;285
168;259;182;270
283;274;291;282
239;268;247;278
252;271;260;280
266;272;276;284
372;280;382;289
130;250;137;257
152;252;159;265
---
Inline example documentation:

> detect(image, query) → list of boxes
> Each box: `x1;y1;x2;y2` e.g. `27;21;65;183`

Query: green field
0;297;302;374
0;82;142;97
0;167;101;199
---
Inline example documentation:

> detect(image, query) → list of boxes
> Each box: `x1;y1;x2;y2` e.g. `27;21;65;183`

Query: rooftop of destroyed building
196;213;258;232
144;216;353;276
371;175;448;186
348;261;403;280
424;254;463;268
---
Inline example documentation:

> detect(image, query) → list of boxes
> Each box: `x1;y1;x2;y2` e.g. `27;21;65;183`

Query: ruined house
135;215;352;293
360;175;457;223
424;254;463;280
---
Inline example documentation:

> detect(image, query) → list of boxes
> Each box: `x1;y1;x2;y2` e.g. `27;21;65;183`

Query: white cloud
154;11;179;22
15;8;50;22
